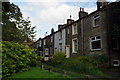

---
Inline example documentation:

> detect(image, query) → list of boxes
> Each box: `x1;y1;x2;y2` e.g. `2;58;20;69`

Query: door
66;45;70;58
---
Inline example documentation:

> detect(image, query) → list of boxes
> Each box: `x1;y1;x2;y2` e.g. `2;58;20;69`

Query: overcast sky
10;0;116;40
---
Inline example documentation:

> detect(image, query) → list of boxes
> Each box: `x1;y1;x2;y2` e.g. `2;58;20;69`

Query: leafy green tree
2;2;36;43
16;17;36;42
2;2;22;42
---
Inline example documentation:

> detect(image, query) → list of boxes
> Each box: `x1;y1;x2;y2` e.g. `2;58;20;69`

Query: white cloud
38;4;79;24
13;2;99;39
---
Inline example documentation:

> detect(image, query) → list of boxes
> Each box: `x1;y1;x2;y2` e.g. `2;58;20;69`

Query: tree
16;17;36;42
2;2;36;43
2;2;23;42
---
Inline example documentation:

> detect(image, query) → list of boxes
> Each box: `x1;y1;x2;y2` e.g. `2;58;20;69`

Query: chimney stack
78;8;88;19
51;28;54;34
58;25;64;30
97;0;109;10
67;15;74;24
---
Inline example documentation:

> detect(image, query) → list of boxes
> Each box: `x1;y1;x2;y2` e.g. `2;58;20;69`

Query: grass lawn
6;67;70;79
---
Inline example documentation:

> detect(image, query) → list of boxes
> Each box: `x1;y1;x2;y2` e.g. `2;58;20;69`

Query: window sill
72;33;77;35
72;51;77;53
112;48;119;50
93;25;100;28
90;49;101;51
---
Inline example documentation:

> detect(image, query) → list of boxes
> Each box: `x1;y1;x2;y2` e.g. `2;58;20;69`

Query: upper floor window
93;14;100;27
90;36;101;50
72;38;78;53
45;48;49;55
39;40;42;47
51;36;53;42
43;39;46;45
67;28;70;34
59;43;62;51
59;32;62;40
72;23;77;35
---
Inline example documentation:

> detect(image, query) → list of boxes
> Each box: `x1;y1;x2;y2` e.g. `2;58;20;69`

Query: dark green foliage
2;41;37;78
2;2;36;43
53;55;108;76
36;56;44;61
93;54;109;66
56;56;98;74
51;51;66;65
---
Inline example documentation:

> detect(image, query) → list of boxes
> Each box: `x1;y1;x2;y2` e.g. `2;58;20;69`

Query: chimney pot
51;28;54;34
79;7;88;19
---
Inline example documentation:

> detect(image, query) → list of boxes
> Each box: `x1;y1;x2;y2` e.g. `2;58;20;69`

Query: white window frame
44;57;49;61
45;48;49;55
113;60;120;66
39;40;42;47
72;38;78;53
59;43;62;52
51;36;53;42
93;14;100;27
59;32;62;40
43;39;46;45
67;28;70;34
72;23;77;35
90;36;101;51
112;38;119;50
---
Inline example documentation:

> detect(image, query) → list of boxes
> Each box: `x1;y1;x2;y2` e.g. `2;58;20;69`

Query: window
43;39;46;45
45;48;49;55
67;29;70;34
93;14;100;27
90;36;101;50
39;40;42;47
59;32;62;40
44;57;49;61
59;43;62;51
72;23;77;35
51;36;53;42
112;38;119;50
72;38;78;53
113;60;120;66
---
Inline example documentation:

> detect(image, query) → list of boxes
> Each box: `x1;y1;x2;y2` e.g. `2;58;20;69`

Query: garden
1;41;112;79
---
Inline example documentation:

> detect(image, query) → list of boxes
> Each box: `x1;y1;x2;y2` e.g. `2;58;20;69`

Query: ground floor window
112;38;119;50
72;38;78;53
90;36;101;50
59;43;62;51
45;48;49;55
113;60;120;66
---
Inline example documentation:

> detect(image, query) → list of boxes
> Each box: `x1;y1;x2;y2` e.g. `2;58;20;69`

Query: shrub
56;56;104;76
36;56;44;61
93;54;109;66
51;51;66;65
2;41;37;78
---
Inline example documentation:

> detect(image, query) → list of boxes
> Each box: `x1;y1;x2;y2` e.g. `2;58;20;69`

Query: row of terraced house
30;1;120;67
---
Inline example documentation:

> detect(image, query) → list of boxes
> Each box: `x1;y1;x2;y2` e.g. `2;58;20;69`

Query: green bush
56;56;104;76
51;51;66;65
2;41;37;78
36;56;44;61
93;54;109;65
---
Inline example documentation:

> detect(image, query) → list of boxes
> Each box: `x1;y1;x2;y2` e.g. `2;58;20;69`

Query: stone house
79;2;120;67
30;1;120;66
